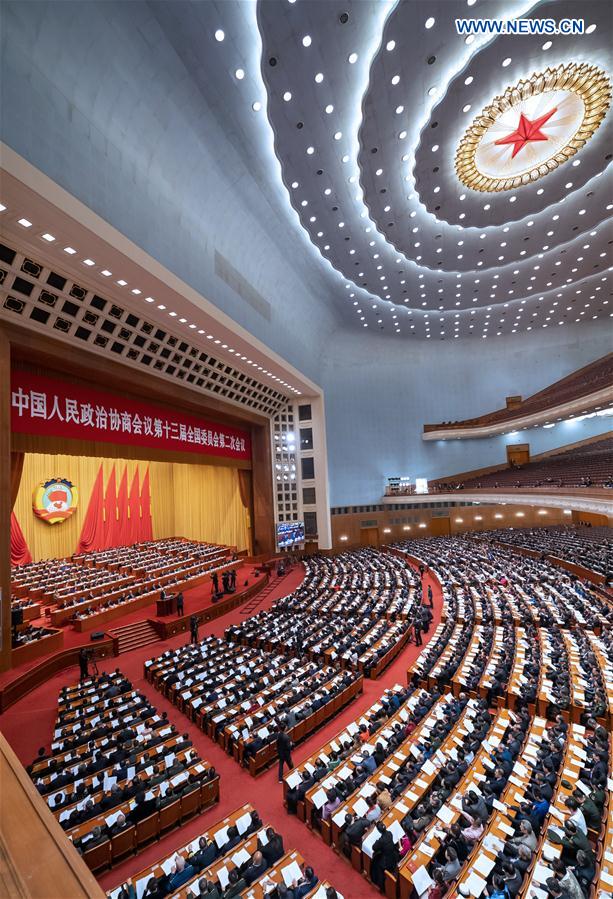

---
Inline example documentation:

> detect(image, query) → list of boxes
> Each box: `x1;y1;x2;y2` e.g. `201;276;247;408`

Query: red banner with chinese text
11;370;251;461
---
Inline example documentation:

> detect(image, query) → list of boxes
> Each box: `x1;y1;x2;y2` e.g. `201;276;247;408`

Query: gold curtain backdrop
13;453;250;561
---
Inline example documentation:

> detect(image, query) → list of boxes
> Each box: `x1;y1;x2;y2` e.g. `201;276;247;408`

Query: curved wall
321;320;612;506
0;0;338;384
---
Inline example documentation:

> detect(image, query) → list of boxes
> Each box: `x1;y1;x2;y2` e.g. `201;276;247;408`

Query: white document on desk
281;860;303;887
411;865;433;896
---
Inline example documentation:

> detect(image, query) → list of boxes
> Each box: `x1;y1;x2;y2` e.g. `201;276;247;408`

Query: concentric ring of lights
455;63;611;192
255;1;611;337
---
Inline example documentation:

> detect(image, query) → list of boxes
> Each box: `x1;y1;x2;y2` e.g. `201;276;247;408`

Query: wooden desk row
105;802;255;898
78;775;220;873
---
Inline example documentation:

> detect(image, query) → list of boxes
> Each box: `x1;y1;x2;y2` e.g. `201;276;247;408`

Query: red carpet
0;565;443;899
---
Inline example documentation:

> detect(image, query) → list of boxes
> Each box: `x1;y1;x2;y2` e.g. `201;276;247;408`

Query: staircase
240;570;292;616
109;620;160;654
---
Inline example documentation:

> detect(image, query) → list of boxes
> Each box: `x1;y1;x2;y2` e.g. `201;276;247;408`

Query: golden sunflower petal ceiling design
456;63;611;193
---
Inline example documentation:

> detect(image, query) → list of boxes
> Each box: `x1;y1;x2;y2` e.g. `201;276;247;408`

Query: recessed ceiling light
464;76;473;85
41;233;55;242
391;75;400;85
333;131;342;140
462;104;471;112
306;146;315;154
542;40;552;50
283;91;292;102
502;57;512;67
398;130;407;139
325;104;334;114
101;269;112;277
586;24;597;34
302;35;312;47
214;29;224;42
18;218;32;227
83;258;95;266
145;296;155;303
131;288;141;295
0;203;6;212
386;40;396;51
291;181;299;189
252;101;261;111
235;68;245;80
425;16;435;29
428;86;437;96
348;52;358;64
315;72;324;83
117;279;127;286
63;246;77;254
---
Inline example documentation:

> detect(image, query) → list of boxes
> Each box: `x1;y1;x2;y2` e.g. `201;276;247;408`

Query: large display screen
277;521;305;547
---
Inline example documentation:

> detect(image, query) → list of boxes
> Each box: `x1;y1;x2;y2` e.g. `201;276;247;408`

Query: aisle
1;565;443;899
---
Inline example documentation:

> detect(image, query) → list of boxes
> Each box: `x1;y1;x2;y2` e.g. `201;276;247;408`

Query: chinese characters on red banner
11;370;251;461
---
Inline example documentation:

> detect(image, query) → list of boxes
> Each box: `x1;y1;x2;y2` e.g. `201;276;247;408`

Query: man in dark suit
371;821;400;890
127;791;158;824
176;592;184;616
190;836;217;871
244;851;268;885
276;724;293;784
224;869;247;898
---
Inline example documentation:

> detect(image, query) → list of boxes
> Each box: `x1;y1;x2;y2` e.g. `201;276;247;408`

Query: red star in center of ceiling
494;107;558;158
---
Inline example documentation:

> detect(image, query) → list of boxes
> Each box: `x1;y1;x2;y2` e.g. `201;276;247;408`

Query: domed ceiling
254;0;612;338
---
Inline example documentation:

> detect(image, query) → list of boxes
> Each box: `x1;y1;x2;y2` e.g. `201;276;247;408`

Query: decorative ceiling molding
455;63;611;192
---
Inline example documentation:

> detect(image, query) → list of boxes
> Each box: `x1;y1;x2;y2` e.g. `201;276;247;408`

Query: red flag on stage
116;467;130;546
103;466;118;547
10;512;32;566
76;464;105;554
140;466;153;542
128;468;141;545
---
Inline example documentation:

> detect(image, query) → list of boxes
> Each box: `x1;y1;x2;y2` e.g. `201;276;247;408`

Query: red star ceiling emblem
494;106;558;158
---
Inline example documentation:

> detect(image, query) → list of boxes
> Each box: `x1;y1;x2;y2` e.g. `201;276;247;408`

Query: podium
156;594;176;616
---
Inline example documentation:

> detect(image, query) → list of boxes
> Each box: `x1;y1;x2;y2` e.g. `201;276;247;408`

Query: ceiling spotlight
214;29;224;42
348;52;358;64
63;246;77;254
333;131;342;140
41;233;55;242
386;40;396;51
325;104;334;114
306;146;315;155
464;76;473;85
283;91;292;101
425;17;435;29
252;101;261;111
502;57;512;67
18;217;32;227
391;75;400;85
428;86;438;96
302;35;312;47
235;68;245;80
315;72;324;83
542;40;552;50
83;258;95;266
